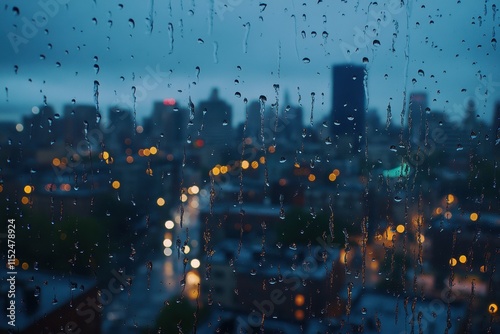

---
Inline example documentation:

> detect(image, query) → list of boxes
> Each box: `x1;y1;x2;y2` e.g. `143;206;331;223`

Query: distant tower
145;100;187;148
409;92;428;144
331;64;366;151
62;104;98;146
197;88;233;147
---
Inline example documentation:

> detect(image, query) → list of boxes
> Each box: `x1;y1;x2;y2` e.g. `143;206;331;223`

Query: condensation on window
0;1;499;333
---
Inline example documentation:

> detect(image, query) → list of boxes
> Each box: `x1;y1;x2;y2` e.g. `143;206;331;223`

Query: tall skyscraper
196;88;233;147
409;92;428;144
331;64;366;151
144;101;187;148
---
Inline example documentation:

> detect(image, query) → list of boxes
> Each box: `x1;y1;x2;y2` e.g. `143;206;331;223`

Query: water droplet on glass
373;40;381;46
234;92;241;98
128;18;135;28
456;144;464;151
302;57;311;63
418;69;425;76
279;157;286;163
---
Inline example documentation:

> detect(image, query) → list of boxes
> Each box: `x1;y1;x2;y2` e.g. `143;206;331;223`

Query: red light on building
163;98;176;106
194;139;204;148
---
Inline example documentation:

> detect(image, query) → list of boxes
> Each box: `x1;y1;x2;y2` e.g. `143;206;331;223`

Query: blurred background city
0;1;499;333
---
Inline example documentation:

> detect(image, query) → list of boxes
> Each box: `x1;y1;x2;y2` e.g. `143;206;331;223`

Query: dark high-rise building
196;88;233;147
144;101;187;148
409;92;428;144
62;104;99;146
331;64;366;151
106;106;134;151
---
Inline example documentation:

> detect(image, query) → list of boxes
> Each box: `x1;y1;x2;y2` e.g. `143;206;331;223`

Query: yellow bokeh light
449;258;457;267
150;146;158;155
165;220;174;229
459;255;467;264
183;245;191;254
308;174;316;182
446;194;455;204
163;239;173;248
241;160;249;169
111;181;120;189
157;197;165;206
24;185;32;194
186;270;200;285
295;294;305;306
333;169;340;176
52;158;61;167
328;173;337;182
126;156;134;163
251;161;259;169
435;207;443;215
146;168;153;176
220;166;228;174
190;185;199;194
488;303;498;314
102;151;110;160
470;212;478;221
259;157;266;164
396;224;405;233
212;167;220;176
181;194;188;202
21;196;29;205
143;148;151;156
385;227;395;241
268;146;276;153
190;259;201;269
22;262;29;270
480;265;487;273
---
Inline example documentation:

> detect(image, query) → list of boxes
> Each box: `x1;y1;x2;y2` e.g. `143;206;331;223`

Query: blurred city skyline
1;1;499;125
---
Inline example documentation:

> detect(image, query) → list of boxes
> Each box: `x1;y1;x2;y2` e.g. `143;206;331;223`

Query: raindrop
12;7;20;15
128;18;135;28
373;40;381;46
322;31;329;38
222;120;228;126
197;38;204;44
456;144;464;151
234;92;241;98
94;64;100;74
389;145;397;152
302;57;311;63
394;196;402;202
40;54;46;60
279;157;286;163
362;57;369;63
418;69;425;76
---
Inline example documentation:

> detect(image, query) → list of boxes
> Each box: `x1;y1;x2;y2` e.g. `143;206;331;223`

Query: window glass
1;1;499;333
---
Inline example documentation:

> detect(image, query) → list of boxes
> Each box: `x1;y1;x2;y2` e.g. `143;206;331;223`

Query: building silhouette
331;64;366;152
